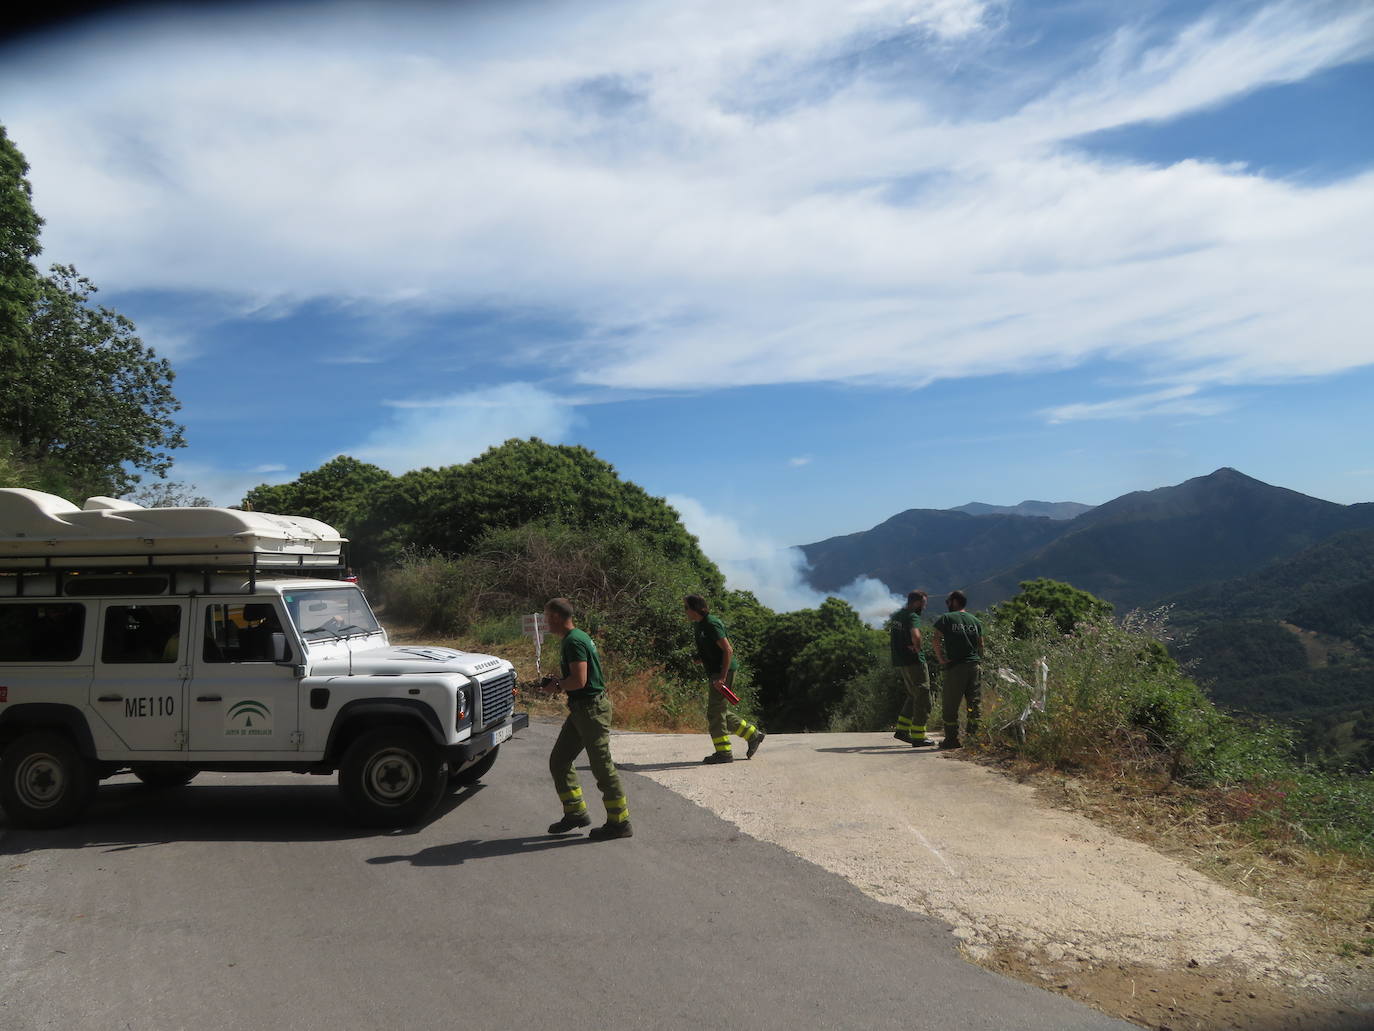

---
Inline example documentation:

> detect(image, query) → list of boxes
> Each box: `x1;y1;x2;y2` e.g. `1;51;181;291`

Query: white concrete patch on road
611;731;1301;980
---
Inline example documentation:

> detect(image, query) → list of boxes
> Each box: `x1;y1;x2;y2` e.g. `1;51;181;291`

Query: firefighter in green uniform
932;589;985;751
542;598;633;840
684;594;765;764
887;590;935;747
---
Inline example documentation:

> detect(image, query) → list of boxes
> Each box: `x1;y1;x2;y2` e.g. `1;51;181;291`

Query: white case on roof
0;488;344;568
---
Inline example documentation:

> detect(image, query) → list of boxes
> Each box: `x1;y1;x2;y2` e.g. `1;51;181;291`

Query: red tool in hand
712;678;740;705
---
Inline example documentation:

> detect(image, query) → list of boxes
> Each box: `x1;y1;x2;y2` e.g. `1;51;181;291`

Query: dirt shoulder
611;730;1374;1031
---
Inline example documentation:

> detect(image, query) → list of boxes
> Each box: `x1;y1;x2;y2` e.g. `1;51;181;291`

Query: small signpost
521;612;550;676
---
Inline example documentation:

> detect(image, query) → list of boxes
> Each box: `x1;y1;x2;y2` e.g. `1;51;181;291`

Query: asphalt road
0;721;1135;1031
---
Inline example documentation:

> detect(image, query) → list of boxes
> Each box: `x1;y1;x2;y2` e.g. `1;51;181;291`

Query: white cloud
670;493;901;622
1040;384;1233;424
348;382;576;473
788;455;812;467
3;0;1372;399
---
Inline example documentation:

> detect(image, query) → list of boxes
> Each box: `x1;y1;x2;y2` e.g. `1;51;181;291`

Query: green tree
752;597;881;729
402;439;721;585
0;265;185;498
0;124;43;360
996;578;1113;637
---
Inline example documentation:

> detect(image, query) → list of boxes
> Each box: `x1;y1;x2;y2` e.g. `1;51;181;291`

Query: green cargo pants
941;661;982;742
549;691;629;824
896;660;931;740
706;670;760;755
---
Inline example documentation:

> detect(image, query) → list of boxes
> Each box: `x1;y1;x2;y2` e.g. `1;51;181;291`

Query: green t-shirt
561;627;606;694
933;611;983;665
693;614;739;678
887;607;926;667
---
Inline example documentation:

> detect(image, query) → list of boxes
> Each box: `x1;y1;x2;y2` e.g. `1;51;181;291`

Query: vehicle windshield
282;587;382;641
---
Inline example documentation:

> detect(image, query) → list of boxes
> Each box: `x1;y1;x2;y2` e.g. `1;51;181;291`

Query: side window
203;603;289;663
101;605;182;664
0;603;86;662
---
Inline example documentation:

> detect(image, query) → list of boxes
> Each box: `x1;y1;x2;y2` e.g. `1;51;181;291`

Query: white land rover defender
0;488;528;829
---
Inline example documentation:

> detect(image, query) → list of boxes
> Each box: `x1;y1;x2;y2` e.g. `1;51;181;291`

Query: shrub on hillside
379;520;740;692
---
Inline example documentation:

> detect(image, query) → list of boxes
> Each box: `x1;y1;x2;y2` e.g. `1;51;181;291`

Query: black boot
588;820;634;841
702;751;734;764
548;811;592;834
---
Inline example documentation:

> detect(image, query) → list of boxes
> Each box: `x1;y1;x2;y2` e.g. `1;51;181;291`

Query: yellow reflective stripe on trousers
737;723;756;739
559;788;584;802
712;736;731;751
605;797;629;822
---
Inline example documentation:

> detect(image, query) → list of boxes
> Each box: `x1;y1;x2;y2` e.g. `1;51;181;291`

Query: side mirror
271;632;291;664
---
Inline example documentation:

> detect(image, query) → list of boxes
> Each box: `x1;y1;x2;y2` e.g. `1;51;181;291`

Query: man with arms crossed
932;590;984;751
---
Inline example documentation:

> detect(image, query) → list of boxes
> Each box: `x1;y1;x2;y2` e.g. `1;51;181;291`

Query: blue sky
3;0;1373;614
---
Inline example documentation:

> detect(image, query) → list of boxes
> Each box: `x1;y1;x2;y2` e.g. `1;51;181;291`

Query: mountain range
800;468;1374;611
799;468;1374;765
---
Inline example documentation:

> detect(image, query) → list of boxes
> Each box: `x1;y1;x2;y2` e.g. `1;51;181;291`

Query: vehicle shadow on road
0;781;483;853
814;745;942;756
367;833;588;866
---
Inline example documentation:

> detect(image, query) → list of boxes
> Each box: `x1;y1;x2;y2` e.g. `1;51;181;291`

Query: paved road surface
1;721;1133;1030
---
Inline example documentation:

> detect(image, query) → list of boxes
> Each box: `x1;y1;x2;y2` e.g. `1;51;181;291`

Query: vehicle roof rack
0;550;350;598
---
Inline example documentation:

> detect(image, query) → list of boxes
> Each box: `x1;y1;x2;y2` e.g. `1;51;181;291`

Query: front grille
476;669;516;730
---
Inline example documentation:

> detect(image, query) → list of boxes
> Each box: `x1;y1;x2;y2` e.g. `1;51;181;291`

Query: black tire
0;731;98;829
132;765;198;789
339;726;447;828
448;745;499;791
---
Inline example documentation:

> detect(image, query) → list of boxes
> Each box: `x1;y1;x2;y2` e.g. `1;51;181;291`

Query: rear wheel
0;731;98;829
448;745;499;791
132;765;197;789
339;726;447;828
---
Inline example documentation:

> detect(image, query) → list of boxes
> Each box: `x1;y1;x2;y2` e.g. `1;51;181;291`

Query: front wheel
448;745;499;791
0;731;98;829
339;727;447;828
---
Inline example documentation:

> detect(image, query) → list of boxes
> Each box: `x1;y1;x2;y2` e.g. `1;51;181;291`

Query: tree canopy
0;124;42;361
244;439;724;589
0;265;185;498
0;123;185;499
995;578;1113;637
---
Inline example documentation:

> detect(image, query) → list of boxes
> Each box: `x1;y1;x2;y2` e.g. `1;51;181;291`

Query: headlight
456;687;470;725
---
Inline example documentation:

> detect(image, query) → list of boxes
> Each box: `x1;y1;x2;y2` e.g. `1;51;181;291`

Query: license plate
491;724;513;746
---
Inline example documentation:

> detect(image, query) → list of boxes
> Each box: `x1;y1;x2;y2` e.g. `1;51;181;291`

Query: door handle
97;694;123;702
196;694;222;702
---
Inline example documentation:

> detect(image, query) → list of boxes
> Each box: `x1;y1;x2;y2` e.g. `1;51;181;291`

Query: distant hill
798;509;1068;595
952;500;1095;520
967;468;1374;610
800;468;1374;610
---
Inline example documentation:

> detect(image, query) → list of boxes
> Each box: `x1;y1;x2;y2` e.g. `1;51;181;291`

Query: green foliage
827;664;909;733
245;456;400;567
1173;620;1308;683
380;521;711;682
0;124;43;361
0;265;185;497
749;597;881;730
995;578;1113;636
245;440;720;586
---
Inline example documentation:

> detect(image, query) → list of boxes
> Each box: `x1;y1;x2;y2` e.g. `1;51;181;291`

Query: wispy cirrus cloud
1041;384;1233;424
3;0;1372;414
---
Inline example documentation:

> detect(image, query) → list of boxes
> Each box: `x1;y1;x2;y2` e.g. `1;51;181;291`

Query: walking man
543;598;633;840
888;590;935;746
685;594;764;764
932;590;984;751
